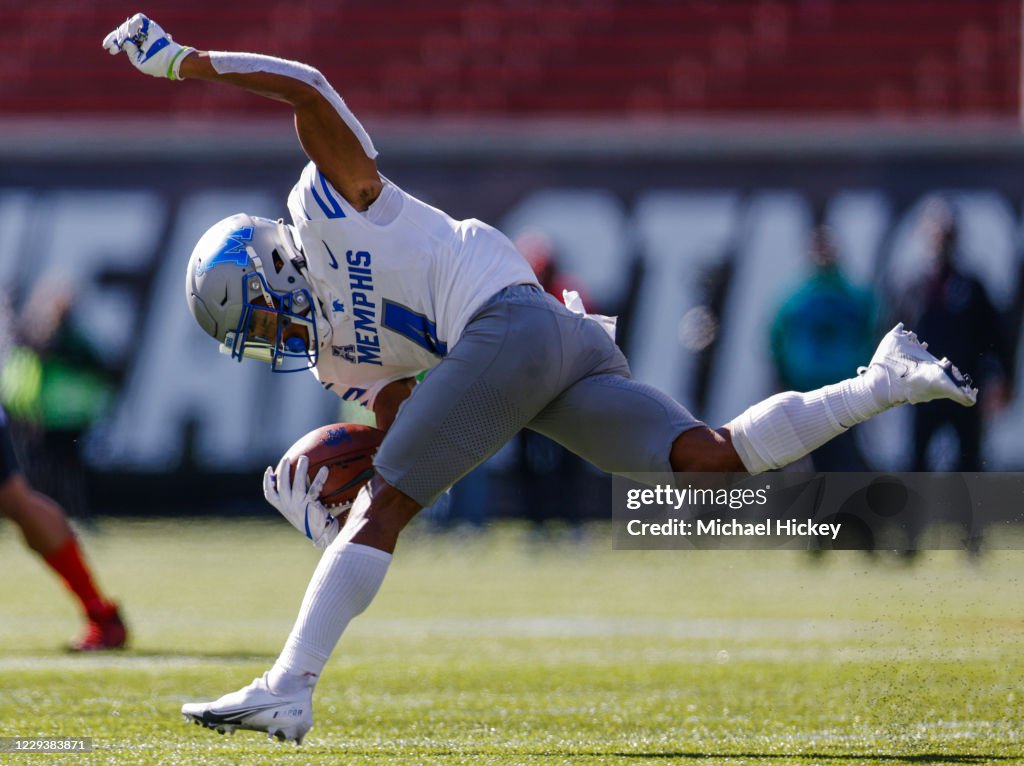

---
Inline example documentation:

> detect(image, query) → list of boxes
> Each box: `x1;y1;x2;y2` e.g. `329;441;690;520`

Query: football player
0;406;127;650
104;14;978;744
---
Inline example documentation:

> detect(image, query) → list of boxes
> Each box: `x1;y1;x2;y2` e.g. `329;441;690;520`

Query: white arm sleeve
208;51;378;159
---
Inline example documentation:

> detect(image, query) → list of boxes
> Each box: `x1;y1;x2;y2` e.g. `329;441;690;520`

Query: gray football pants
374;285;703;506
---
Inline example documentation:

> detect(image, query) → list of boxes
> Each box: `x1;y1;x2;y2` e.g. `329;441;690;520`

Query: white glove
263;455;339;549
102;13;194;80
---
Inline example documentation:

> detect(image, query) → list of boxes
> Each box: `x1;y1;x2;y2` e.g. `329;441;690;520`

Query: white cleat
860;322;978;407
181;672;313;745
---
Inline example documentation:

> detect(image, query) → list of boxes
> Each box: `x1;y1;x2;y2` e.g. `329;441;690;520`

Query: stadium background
0;0;1022;516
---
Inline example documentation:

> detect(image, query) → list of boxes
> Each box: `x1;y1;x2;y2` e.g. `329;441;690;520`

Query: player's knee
669;426;745;473
0;474;31;521
346;474;422;552
366;476;420;524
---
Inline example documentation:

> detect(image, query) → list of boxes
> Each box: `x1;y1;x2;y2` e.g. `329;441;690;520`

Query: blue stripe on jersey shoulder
310;170;346;219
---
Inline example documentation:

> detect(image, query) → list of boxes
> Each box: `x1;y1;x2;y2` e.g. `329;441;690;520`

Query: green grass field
1;518;1021;765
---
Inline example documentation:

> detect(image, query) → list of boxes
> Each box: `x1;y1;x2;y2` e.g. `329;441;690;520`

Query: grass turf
0;518;1021;764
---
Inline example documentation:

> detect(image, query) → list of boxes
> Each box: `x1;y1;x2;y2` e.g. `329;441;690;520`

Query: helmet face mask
223;270;318;372
187;213;320;373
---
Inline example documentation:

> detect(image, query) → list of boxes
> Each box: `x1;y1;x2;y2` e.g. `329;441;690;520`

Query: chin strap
276;219;305;266
244;246;276;310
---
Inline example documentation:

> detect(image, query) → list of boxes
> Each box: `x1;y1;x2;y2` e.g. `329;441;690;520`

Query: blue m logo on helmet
195;227;254;276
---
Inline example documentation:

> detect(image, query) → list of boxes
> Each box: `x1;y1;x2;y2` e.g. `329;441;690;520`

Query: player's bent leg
182;478;405;743
669;426;746;473
312;472;422;552
529;372;706;478
342;474;421;554
727;323;978;474
182;530;393;743
268;476;412;683
0;474;74;555
0;474;127;651
531;374;743;474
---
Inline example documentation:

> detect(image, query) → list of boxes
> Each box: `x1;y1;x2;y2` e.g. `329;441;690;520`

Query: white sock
728;366;891;474
268;541;392;694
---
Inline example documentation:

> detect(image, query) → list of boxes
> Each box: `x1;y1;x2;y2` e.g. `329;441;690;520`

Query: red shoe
68;605;128;652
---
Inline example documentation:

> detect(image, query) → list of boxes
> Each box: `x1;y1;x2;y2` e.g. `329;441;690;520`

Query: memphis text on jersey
344;249;381;366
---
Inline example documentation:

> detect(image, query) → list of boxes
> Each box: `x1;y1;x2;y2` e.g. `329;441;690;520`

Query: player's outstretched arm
180;52;384;211
103;13;381;211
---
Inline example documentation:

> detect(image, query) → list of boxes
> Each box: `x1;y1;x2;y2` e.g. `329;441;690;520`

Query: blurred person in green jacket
1;278;116;518
770;225;878;471
0;282;126;650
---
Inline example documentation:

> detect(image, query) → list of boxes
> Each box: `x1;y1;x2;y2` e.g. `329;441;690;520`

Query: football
281;423;384;512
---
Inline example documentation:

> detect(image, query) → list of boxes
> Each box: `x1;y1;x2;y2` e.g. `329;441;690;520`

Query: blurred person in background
0;410;128;652
0;290;124;651
515;231;582;306
1;277;116;518
0;407;126;650
894;199;1014;472
770;224;878;471
0;285;125;650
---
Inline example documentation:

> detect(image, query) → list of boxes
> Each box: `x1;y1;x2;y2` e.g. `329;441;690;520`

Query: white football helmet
186;214;320;372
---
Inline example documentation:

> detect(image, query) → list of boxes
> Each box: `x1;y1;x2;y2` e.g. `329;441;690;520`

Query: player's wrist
175;49;209;82
167;46;195;81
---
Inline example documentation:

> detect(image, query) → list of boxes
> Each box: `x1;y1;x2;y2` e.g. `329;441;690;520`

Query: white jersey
287;162;539;406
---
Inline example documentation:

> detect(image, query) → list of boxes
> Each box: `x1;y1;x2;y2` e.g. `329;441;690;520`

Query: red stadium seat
0;0;1018;119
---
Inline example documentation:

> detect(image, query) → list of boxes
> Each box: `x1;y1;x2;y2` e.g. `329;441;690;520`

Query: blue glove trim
141;36;170;63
